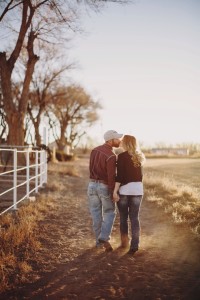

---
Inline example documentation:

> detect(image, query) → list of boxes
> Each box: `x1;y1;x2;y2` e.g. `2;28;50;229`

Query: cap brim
115;134;123;139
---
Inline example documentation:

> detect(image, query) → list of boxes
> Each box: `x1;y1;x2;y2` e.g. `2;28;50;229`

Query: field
143;158;200;238
144;158;200;193
0;157;200;299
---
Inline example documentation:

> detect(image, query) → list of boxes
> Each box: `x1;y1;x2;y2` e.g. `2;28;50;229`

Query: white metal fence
0;146;47;215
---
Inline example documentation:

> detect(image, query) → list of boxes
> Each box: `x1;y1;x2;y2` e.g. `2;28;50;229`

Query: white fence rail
0;146;47;215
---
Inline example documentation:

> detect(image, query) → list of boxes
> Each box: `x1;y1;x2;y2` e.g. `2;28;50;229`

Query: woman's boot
120;234;129;248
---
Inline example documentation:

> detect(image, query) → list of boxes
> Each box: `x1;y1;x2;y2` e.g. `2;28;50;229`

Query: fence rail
0;146;47;215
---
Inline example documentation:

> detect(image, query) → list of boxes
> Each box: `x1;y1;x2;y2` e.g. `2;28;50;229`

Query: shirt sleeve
107;154;117;191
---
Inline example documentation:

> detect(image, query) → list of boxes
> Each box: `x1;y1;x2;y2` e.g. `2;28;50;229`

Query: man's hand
113;191;119;202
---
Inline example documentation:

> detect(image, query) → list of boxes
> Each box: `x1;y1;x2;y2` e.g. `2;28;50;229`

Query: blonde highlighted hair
122;135;146;167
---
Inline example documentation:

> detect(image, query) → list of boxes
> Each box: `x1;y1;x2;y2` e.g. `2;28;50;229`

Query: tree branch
8;0;35;71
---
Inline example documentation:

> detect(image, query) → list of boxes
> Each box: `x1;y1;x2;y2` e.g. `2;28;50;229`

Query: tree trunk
57;140;66;151
0;31;39;146
0;1;38;147
35;121;41;146
57;125;68;151
6;111;25;145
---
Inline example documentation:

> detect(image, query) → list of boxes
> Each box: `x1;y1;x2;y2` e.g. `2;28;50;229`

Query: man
87;130;123;252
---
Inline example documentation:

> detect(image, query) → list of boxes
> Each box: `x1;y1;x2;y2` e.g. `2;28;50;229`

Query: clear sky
69;0;200;147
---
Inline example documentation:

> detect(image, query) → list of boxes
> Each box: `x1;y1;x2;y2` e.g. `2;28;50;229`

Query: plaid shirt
89;143;117;191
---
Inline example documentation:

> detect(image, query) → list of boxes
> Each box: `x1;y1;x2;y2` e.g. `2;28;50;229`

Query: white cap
104;130;123;142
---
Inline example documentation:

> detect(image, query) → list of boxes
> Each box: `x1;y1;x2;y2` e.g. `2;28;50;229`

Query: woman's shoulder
118;151;128;158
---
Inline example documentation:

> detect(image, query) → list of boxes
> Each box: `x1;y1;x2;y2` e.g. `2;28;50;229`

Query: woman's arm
113;182;121;202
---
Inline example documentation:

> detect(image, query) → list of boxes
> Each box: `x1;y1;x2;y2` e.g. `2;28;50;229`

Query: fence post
44;150;47;184
40;150;43;187
0;146;48;215
42;127;48;184
41;150;45;185
43;126;48;145
13;149;17;210
35;150;38;193
26;149;30;198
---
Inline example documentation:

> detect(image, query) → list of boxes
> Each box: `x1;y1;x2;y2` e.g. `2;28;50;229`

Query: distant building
151;148;189;156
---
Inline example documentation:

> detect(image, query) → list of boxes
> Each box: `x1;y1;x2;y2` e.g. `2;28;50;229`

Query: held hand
113;191;119;202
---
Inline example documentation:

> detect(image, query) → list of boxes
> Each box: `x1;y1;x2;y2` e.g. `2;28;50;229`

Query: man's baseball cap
104;130;123;142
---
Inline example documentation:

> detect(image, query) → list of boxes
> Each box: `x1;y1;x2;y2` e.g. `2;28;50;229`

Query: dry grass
48;161;79;177
0;158;199;293
0;158;199;299
0;162;78;293
0;195;52;291
144;171;200;236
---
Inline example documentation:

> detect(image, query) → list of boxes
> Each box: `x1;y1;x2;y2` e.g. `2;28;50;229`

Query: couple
87;130;146;255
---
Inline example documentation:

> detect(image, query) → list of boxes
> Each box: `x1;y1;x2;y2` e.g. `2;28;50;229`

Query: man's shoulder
93;144;115;158
93;144;108;151
91;145;104;153
93;144;103;150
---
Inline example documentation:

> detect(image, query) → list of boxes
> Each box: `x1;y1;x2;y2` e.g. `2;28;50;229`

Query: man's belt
90;179;108;184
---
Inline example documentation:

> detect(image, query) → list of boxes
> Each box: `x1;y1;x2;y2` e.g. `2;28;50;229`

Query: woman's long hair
122;135;146;167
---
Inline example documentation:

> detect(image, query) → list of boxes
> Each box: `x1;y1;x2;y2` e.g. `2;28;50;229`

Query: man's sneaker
98;239;113;252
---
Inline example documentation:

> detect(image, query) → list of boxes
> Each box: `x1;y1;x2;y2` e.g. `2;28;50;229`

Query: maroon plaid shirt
89;143;117;191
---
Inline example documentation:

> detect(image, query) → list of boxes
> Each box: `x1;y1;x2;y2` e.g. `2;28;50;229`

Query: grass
144;170;200;236
48;161;80;177
0;158;199;293
0;162;78;293
0;193;54;291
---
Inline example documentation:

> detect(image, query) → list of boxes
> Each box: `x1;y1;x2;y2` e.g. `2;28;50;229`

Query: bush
55;150;74;162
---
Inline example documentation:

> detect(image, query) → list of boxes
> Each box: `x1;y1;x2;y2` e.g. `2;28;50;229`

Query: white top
119;182;143;196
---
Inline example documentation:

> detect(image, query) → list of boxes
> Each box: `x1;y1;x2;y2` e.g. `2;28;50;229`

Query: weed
144;171;200;237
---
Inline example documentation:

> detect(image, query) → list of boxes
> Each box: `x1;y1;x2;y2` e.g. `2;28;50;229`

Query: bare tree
0;0;78;145
26;46;75;146
47;84;101;150
0;0;132;146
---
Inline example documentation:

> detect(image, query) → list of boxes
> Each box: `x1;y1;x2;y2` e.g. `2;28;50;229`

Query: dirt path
1;158;200;300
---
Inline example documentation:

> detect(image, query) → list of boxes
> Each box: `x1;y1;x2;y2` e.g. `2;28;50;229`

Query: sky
68;0;200;147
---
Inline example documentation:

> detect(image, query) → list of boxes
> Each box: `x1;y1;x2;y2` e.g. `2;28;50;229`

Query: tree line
0;0;130;150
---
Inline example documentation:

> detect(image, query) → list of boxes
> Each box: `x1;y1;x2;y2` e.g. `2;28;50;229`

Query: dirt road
1;158;200;300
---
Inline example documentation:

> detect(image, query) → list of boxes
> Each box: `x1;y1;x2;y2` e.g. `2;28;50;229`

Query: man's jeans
87;181;116;246
117;195;142;251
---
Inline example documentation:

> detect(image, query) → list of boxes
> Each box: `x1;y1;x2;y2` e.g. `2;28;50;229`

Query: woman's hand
113;191;119;202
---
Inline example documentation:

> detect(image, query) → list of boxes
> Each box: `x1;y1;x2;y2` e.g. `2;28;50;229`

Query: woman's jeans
117;195;143;250
87;181;116;246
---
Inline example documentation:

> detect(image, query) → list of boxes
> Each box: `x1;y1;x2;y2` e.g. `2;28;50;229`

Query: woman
113;135;146;255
